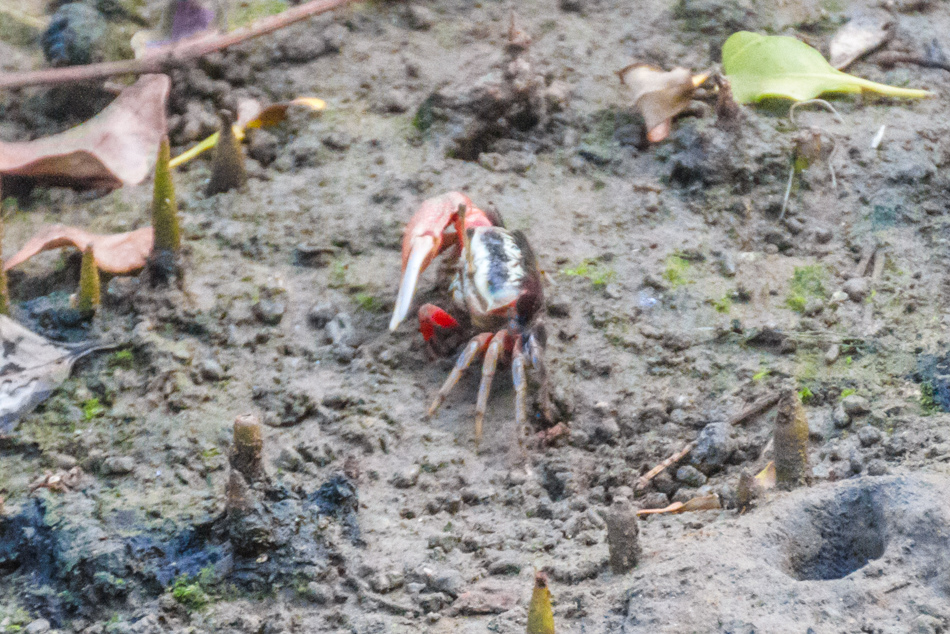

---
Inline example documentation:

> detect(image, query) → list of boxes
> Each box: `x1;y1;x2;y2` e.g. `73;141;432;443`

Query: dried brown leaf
4;225;154;274
637;494;721;516
0;75;170;189
829;13;893;70
619;64;706;143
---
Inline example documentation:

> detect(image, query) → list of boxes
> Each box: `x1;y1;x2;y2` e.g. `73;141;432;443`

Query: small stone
308;302;337;328
675;465;707;488
604;499;641;574
252;299;285;326
304;581;330;604
866;459;888;476
430;569;464;598
418;592;449;613
326;313;358;348
587;417;620;445
842;278;870;303
639;491;670;509
102;456;135;476
402;4;434;29
857;426;883;447
842;394;871;417
274;447;304;472
24;619;51;634
322;23;349;52
824;344;840;365
672;487;697;504
833;404;851;428
830;290;849;304
247;128;279;165
198;358;226;381
487;554;522;576
814;226;833;244
391;464;421;488
691;422;734;472
48;452;78;469
559;0;583;11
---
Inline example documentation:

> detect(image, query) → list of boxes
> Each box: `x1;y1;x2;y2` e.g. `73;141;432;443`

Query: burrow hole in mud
786;487;886;581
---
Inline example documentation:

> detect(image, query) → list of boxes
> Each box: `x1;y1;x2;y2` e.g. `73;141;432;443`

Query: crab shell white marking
450;227;526;329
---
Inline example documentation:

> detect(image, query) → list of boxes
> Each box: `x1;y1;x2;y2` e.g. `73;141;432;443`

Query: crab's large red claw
390;192;475;332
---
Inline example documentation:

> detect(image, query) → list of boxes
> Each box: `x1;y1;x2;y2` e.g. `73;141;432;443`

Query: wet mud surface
2;0;950;631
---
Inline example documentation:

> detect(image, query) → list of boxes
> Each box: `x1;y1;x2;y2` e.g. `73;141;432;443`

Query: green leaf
722;31;931;104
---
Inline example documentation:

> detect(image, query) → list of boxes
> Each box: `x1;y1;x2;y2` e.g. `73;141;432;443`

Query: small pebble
691;422;734;472
252;299;285;326
842;278;870;303
857;426;883;447
24;619;51;634
866;459;888;476
833;404;851;428
675;465;707;488
391;464;421;488
824;344;840;365
639;491;670;509
842;395;871;417
102;456;135;476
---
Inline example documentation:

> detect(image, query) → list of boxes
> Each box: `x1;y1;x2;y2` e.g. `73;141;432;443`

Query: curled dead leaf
4;225;154;274
619;64;708;143
0;316;107;435
0;75;170;189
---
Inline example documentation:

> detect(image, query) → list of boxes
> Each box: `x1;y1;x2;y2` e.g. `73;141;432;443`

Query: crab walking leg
474;329;508;444
512;337;530;432
427;332;493;417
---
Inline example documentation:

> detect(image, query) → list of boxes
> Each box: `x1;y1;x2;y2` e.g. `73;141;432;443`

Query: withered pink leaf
618;64;706;143
4;225;154;274
0;74;170;189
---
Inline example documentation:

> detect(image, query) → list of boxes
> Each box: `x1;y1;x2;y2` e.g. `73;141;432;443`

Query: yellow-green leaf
722;31;931;104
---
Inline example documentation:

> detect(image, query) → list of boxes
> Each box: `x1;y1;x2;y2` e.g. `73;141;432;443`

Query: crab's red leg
474;329;508;444
390;192;495;332
427;331;493;418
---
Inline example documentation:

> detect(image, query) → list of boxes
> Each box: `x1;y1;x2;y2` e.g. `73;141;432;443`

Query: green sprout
840;388;856;400
561;258;617;289
82;398;106;421
798;386;814;403
662;255;691;288
786;265;827;313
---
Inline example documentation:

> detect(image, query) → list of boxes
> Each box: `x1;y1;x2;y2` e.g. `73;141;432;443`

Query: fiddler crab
389;191;551;443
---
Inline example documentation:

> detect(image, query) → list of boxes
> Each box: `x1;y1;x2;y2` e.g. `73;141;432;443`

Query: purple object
170;0;215;40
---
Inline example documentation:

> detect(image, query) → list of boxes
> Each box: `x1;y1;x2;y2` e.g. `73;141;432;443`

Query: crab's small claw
390;192;493;331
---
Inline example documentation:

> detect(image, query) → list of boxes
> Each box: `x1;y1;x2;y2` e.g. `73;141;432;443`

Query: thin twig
727;393;781;426
0;0;357;90
635;392;783;492
635;441;696;491
873;51;950;73
779;163;795;221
